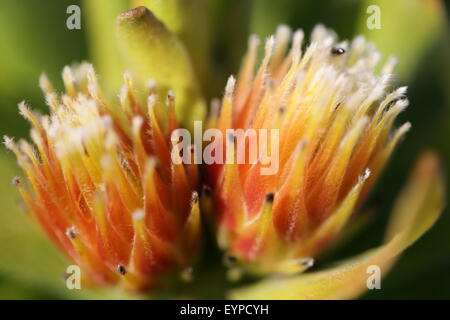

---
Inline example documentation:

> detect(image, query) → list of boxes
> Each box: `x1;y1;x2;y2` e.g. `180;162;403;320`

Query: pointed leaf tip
118;6;149;20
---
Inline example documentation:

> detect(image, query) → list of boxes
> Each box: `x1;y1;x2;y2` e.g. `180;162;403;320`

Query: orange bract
4;63;201;291
207;25;411;274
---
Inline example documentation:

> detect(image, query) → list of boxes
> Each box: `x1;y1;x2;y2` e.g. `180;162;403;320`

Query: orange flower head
4;63;201;290
207;25;411;275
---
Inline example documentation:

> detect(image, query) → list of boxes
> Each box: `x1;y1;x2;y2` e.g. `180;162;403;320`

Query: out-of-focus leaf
355;0;446;79
209;0;253;96
230;151;445;299
133;0;212;95
0;0;87;137
250;0;363;41
250;0;292;39
116;6;206;130
83;0;129;96
320;210;375;259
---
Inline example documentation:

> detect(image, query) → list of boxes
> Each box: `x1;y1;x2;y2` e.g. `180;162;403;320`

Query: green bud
116;6;206;130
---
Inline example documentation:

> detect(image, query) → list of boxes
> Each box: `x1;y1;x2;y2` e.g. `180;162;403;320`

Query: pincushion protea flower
4;63;201;291
206;24;445;296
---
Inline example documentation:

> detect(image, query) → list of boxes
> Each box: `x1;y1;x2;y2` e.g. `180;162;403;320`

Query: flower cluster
5;64;200;290
207;25;411;274
4;6;445;299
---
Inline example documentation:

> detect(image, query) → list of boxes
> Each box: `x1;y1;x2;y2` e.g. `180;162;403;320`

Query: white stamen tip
123;71;133;87
298;257;314;268
248;34;260;49
167;90;175;101
361;168;371;182
225;76;236;95
62;66;72;77
119;84;128;103
276;25;291;42
147;94;157;108
191;191;199;204
132;116;143;132
39;73;54;93
66;226;77;239
18;101;29;115
39;73;48;84
86;64;96;82
146;78;156;88
265;36;275;53
401;122;412;133
3;135;14;149
117;264;126;276
12;176;21;186
210;98;221;116
123;71;132;80
133;209;145;221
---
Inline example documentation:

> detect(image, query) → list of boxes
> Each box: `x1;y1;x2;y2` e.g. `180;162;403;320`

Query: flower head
5;63;201;291
207;25;412;274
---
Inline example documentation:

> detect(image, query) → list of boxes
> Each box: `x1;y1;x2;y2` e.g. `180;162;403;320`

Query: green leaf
355;0;446;79
0;0;87;137
83;0;130;96
250;0;293;38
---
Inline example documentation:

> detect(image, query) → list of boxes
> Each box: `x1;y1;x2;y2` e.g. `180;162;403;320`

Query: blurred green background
0;0;449;299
